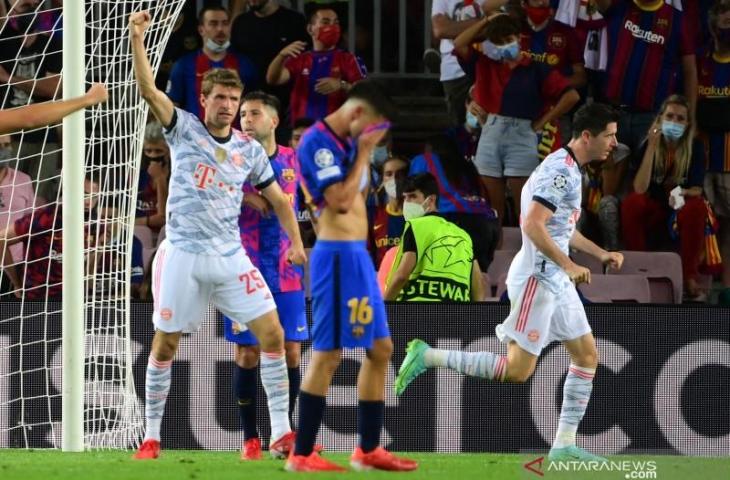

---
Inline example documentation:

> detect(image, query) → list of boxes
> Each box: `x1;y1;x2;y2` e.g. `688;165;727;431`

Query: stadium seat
134;225;155;248
608;251;683;304
579;274;651;303
570;249;604;273
495;273;508;300
501;227;522;251
487;250;517;290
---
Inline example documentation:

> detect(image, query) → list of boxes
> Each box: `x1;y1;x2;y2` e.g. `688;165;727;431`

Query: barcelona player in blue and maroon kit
266;5;366;125
288;81;417;472
221;92;309;461
166;5;258;125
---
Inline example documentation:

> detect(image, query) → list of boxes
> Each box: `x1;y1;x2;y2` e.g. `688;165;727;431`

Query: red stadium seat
501;227;522;251
570;249;604;274
607;251;683;304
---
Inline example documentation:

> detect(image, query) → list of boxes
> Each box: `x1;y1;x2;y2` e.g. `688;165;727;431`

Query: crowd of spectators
0;0;728;305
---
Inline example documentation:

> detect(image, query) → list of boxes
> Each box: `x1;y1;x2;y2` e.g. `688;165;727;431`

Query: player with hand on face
223;91;314;460
288;80;417;472
129;11;306;461
396;103;624;463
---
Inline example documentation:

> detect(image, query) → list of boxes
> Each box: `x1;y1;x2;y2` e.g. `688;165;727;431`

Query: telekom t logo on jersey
194;163;236;193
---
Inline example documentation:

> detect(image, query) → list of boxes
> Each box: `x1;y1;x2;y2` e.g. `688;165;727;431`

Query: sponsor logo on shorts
160;308;173;321
296;326;306;332
527;329;540;342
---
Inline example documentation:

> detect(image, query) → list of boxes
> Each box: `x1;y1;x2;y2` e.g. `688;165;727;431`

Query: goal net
0;0;185;449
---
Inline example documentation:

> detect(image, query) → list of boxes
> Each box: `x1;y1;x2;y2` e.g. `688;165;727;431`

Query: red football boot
132;439;160;460
285;451;347;472
350;446;418;471
269;431;296;459
241;437;262;460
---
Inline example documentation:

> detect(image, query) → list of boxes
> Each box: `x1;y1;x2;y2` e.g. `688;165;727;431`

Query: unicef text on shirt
624;20;665;45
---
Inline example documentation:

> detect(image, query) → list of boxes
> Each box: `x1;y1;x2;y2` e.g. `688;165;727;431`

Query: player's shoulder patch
552;174;568;190
314;148;335;168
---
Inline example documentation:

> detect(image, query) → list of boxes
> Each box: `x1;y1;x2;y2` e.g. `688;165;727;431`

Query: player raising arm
395;103;624;463
129;10;306;460
0;83;107;134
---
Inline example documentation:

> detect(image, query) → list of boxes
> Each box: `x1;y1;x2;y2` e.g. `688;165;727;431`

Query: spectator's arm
633;126;660;194
453;16;490;57
682;54;698;119
682;186;702;196
532;88;580;132
569;63;587;89
384;251;416;300
480;0;509;14
0;84;107;134
266;41;306;86
470;260;484;301
129;11;175;127
0;67;61;100
0;224;25;293
432;13;483;41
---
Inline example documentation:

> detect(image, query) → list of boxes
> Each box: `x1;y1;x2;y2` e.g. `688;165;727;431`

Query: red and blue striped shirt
285;49;367;125
697;47;730;173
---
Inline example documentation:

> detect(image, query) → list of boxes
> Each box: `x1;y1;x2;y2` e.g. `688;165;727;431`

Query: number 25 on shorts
347;297;373;325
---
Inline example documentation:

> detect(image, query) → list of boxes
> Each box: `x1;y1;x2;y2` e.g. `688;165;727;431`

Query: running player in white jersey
395;103;624;463
128;11;306;460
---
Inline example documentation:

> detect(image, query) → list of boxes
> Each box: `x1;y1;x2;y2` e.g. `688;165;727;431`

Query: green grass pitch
1;450;728;480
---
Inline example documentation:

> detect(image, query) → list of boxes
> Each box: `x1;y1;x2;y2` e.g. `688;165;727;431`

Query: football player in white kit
395;103;624;463
129;11;306;460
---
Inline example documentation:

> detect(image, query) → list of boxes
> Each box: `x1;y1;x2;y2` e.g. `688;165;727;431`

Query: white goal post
0;0;185;450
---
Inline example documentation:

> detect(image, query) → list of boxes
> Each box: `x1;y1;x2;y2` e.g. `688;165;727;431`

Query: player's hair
571;103;620;139
346;80;398;121
293;117;315;130
651;94;694;186
143;120;165;144
709;0;730;35
200;68;243;96
198;4;228;25
402;173;439;202
242;90;281;117
482;14;521;44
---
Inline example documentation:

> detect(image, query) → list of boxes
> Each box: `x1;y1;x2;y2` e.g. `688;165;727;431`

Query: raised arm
266;41;306;86
129;11;174;127
0;83;107;134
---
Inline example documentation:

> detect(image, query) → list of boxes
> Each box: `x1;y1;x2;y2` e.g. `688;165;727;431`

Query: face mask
481;39;502;61
498;41;521;61
371;145;389;167
465;111;480;130
205;37;230;54
317;24;341;48
383;178;397;198
661;120;686;141
403;199;428;221
525;6;552;27
716;26;730;44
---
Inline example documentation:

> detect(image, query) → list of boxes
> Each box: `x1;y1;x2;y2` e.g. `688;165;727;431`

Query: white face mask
383;178;397;198
205;37;230;54
402;199;428;221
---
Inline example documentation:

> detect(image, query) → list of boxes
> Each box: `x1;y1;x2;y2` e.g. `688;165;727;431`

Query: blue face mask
465;111;480;130
661;120;686;141
371;145;389;167
498;41;521;61
481;40;502;61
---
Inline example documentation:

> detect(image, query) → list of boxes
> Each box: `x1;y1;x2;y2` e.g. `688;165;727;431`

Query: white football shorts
495;276;592;356
151;239;276;334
